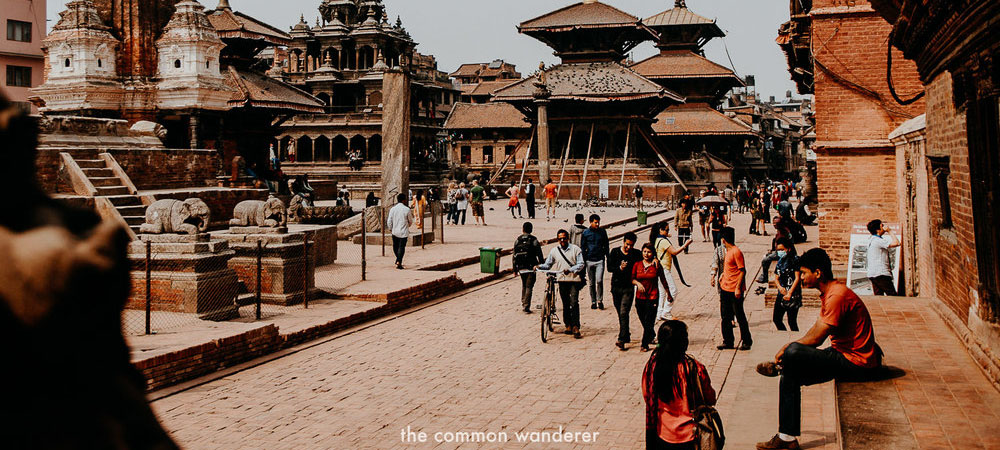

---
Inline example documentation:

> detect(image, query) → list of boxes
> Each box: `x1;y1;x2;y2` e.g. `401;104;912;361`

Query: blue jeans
586;260;605;305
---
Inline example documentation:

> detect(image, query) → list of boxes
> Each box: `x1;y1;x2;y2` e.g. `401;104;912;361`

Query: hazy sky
47;0;802;100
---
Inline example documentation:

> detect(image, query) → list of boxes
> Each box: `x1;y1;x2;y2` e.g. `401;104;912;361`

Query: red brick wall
924;72;978;322
37;148;220;194
815;148;899;262
810;2;924;264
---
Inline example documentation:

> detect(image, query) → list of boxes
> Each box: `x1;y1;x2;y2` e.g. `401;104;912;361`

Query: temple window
174;59;181;69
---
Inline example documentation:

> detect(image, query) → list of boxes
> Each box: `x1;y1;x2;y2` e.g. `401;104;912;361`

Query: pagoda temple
274;0;461;196
491;0;688;199
631;0;758;186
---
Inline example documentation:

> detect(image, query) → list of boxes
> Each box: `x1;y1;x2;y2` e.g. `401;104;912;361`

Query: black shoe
739;342;753;351
717;344;735;350
523;307;532;314
591;302;598;310
598;302;605;310
615;341;626;351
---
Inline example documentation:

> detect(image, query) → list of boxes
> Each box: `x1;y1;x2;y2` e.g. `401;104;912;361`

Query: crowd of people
505;179;896;450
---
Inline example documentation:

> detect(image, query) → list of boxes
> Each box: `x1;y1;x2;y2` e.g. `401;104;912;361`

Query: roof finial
218;0;231;10
675;0;687;8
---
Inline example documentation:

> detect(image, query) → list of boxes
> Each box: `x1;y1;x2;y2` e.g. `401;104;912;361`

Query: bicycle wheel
546;294;554;332
540;293;550;343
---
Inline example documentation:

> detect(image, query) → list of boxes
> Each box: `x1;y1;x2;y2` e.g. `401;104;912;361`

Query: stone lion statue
230;196;287;228
0;92;177;448
139;198;211;235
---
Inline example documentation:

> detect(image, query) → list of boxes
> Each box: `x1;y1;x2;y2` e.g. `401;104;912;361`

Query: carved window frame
928;156;952;230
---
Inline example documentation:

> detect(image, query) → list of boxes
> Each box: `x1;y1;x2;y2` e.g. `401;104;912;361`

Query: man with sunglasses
536;229;586;338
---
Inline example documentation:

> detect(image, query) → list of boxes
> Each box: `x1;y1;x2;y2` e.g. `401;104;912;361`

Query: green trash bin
479;247;501;274
637;210;648;226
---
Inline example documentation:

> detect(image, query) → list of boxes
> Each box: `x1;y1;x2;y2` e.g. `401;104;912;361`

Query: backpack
686;357;726;450
455;190;466;201
512;235;537;271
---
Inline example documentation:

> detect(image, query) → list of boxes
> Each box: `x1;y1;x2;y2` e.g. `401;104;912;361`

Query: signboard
845;223;902;295
599;179;609;199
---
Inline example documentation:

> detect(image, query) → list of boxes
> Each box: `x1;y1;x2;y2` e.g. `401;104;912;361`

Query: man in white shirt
386;193;413;270
536;230;585;338
865;219;900;295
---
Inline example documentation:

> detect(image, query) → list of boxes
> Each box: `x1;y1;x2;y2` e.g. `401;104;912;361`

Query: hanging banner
845;223;902;295
599;179;609;199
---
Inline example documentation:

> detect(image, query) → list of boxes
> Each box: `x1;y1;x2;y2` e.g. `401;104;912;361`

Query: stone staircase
60;153;145;236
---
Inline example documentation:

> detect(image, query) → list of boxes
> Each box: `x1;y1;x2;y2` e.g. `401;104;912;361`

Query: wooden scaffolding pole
578;123;596;203
637;125;688;192
517;126;534;188
487;125;534;187
555;123;574;198
617;123;632;201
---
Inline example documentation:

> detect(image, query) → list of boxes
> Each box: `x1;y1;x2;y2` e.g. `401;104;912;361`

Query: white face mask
777;250;788;259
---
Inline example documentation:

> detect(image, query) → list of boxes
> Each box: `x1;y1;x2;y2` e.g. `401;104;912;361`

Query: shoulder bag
556;246;585;286
686;357;725;450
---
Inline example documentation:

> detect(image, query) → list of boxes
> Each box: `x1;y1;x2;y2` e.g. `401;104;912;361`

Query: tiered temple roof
493;62;679;103
517;0;657;63
224;66;324;112
444;103;530;130
650;103;754;136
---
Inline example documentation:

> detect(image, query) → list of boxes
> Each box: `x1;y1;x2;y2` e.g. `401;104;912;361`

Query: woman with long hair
642;320;717;449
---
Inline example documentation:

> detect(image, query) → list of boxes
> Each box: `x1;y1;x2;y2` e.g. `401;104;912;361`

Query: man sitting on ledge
755;248;883;450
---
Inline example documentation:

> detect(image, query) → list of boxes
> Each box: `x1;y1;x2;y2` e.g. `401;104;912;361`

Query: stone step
116;205;146;217
82;168;114;178
88;177;124;187
96;186;130;196
763;287;822;308
122;216;145;226
106;195;141;207
75;159;106;169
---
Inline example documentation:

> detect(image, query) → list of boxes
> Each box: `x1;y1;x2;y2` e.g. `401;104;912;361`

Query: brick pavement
151;212;837;449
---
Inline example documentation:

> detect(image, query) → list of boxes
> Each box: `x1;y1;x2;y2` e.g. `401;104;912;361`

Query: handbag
556;246;585;286
686;357;725;450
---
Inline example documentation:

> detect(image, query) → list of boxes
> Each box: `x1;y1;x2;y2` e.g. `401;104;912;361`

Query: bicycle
537;269;560;343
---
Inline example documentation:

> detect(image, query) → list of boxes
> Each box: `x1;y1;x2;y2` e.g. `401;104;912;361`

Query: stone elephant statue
139;198;210;235
230;196;287;228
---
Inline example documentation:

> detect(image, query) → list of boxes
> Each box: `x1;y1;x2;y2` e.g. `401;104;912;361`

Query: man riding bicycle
536;229;585;339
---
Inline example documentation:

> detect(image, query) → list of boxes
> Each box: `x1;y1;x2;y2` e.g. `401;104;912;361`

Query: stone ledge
931;300;1000;392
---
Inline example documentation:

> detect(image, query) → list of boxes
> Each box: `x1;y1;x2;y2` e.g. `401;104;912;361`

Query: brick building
870;0;1000;387
778;0;924;264
0;0;45;114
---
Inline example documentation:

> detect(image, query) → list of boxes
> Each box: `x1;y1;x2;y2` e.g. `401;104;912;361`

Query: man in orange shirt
755;248;882;450
718;227;751;350
543;178;558;221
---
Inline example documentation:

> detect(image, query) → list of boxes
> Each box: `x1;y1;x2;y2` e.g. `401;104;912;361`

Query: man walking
653;223;692;321
524;178;537;219
512;222;544;313
718;227;752;350
866;219;900;295
755;248;882;450
675;192;693;254
536;230;585;339
385;193;413;270
633;182;644;210
544;178;558;220
470;179;486;226
581;214;610;310
608;232;641;350
569;213;586;248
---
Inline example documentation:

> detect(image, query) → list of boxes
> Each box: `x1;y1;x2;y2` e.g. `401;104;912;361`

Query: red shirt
720;246;746;293
544;183;557;199
632;260;663;300
642;357;717;444
820;283;880;368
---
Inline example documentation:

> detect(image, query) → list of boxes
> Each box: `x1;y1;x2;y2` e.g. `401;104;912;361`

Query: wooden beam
555;123;574;198
578;123;596;203
487;125;534;186
618;123;632;201
637;125;688;192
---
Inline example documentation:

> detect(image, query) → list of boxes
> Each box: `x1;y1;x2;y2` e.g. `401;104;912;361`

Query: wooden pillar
189;114;199;149
534;98;551;186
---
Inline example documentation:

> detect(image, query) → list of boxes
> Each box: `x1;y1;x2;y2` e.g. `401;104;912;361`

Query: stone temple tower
155;0;229;111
